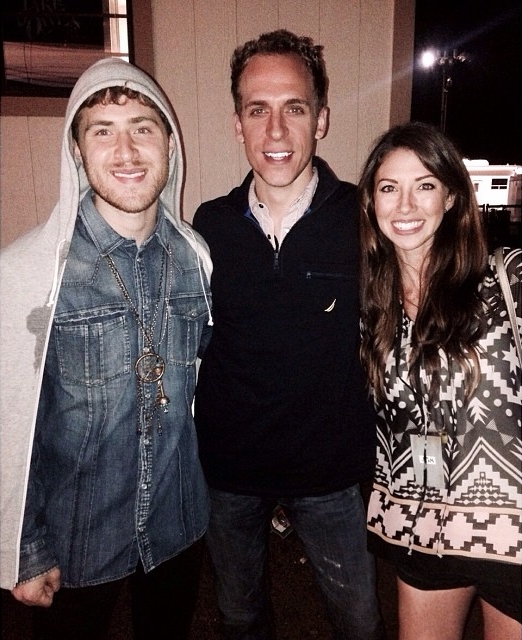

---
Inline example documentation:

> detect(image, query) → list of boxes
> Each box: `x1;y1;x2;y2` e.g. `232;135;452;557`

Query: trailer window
491;179;508;190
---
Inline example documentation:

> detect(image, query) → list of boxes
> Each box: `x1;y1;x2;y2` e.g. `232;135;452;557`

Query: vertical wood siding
0;0;413;246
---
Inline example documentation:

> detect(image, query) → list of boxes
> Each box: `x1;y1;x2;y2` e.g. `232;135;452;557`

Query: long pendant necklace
105;246;173;435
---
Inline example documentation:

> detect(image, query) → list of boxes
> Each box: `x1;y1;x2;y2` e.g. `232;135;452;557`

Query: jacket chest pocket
301;260;355;281
52;307;131;385
166;295;207;366
299;260;357;314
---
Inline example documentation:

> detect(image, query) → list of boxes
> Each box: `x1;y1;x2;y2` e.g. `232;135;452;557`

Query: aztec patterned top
367;247;522;565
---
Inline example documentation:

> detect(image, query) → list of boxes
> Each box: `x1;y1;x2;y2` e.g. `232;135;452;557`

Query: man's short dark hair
230;29;328;114
71;87;172;142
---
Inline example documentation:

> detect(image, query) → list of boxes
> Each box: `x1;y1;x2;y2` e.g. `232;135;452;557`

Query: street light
421;49;468;133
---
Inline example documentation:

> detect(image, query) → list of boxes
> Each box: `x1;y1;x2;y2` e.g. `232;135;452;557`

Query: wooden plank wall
0;0;414;247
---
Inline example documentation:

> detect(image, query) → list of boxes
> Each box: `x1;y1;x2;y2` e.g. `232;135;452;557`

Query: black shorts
396;552;521;623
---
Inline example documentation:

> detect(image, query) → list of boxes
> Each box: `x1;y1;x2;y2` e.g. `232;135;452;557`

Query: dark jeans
206;486;385;640
32;540;203;640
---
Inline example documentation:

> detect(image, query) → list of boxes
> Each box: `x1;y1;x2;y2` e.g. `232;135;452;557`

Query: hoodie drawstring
46;239;68;307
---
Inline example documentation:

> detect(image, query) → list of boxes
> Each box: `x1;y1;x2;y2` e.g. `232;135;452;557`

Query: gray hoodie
0;58;212;589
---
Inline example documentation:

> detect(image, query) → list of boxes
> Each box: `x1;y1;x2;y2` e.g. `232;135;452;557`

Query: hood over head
60;57;186;244
40;56;211;305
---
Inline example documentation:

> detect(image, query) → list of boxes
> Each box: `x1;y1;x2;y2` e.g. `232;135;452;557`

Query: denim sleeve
17;538;59;584
17;393;59;584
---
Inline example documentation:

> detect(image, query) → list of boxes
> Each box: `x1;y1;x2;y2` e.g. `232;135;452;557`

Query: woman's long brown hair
358;122;489;405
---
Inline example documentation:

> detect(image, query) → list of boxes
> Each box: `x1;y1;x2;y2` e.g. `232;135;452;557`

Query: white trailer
463;159;522;221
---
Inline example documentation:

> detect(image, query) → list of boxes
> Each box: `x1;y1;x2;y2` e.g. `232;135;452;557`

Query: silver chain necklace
105;245;173;434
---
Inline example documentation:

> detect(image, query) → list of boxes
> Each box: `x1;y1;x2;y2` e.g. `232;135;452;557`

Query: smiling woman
372;147;455;296
359;120;522;640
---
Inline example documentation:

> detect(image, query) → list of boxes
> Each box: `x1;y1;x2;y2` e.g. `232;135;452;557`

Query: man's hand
11;567;61;607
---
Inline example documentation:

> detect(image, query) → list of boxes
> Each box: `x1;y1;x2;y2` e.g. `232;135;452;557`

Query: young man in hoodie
0;59;212;640
192;30;384;639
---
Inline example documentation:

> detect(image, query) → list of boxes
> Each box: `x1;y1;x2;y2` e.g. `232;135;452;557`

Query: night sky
411;0;521;165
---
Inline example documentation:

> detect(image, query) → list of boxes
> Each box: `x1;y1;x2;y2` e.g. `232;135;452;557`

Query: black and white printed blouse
367;247;522;566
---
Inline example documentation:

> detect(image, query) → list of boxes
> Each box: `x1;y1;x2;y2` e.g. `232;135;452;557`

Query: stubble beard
84;159;169;215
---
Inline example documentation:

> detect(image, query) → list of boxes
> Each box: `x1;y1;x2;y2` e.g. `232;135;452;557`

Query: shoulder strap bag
495;247;522;365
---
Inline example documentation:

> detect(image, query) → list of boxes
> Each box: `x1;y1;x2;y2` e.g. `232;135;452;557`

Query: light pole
421;49;468;133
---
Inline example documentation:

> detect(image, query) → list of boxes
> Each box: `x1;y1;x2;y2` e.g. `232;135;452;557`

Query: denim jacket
18;194;211;587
